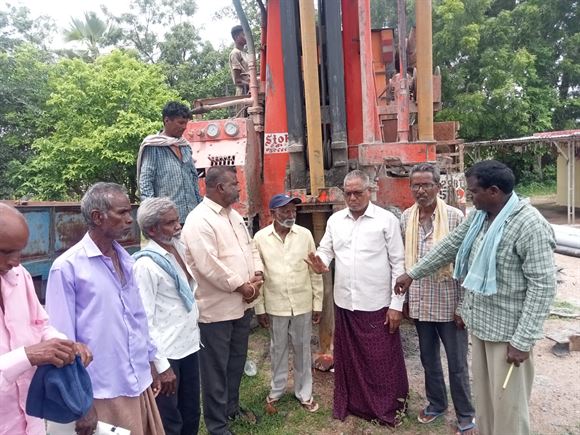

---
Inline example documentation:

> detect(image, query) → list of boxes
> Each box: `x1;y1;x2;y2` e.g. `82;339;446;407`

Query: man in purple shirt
46;182;165;435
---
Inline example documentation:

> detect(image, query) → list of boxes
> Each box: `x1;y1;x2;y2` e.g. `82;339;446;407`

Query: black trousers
415;320;475;426
199;309;252;435
155;351;201;435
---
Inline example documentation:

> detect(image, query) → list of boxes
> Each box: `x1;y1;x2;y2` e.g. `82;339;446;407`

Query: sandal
417;407;444;424
456;421;478;435
265;396;278;415
300;397;319;413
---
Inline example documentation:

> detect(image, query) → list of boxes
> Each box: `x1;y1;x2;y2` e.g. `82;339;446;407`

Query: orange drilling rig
183;0;463;364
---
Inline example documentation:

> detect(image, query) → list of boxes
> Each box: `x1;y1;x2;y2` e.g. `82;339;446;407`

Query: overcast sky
13;0;238;48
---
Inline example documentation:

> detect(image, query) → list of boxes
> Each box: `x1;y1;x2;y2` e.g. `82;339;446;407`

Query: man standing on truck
0;203;95;435
138;101;202;225
229;25;250;96
46;182;166;435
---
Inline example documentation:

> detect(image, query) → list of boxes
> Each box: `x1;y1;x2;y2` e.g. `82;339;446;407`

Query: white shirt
316;202;406;312
133;239;200;373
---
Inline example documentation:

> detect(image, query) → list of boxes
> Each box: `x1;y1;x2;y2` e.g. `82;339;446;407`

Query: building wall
556;154;580;206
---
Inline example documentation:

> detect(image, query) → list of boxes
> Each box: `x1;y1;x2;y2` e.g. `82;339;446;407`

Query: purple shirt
45;233;155;399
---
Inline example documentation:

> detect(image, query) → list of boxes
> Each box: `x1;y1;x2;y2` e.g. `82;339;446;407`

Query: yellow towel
404;197;453;280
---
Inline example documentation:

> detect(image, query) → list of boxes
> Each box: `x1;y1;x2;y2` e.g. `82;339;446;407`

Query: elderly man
46;182;165;435
400;163;475;434
0;204;94;435
133;197;201;435
396;160;556;435
182;165;263;435
307;170;408;427
138;101;202;224
254;194;323;414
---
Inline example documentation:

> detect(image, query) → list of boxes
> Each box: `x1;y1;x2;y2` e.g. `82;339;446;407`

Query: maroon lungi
333;305;409;426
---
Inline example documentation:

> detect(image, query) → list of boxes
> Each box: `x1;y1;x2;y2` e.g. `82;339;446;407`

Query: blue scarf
453;193;519;295
133;249;194;312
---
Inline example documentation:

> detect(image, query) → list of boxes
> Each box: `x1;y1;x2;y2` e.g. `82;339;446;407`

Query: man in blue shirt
138;101;202;224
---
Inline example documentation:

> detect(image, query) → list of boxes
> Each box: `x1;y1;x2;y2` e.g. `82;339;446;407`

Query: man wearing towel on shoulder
138;101;202;225
396;160;556;435
400;163;475;435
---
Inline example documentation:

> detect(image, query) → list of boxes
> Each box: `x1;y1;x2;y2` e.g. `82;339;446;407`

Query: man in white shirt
133;197;201;435
254;194;323;415
307;170;409;427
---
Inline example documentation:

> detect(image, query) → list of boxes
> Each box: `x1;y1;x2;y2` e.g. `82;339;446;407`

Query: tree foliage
0;44;52;197
63;11;115;59
16;51;180;200
434;0;579;139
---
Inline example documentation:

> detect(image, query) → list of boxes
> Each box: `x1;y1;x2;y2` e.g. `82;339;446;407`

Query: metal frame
462;132;580;224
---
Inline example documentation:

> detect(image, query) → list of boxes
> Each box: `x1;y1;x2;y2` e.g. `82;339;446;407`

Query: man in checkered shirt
396;160;556;435
138;101;202;224
400;163;475;433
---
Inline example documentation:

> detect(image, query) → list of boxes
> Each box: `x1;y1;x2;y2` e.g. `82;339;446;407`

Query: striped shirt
409;198;556;351
139;144;202;223
400;204;465;322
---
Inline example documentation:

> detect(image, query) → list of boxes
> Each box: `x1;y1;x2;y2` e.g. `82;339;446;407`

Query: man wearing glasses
400;163;475;435
307;170;408;428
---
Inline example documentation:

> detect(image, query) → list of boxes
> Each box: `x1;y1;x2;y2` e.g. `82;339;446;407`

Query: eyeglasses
410;183;437;192
343;190;367;198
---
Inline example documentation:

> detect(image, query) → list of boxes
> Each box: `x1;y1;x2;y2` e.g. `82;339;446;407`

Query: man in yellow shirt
254;194;323;414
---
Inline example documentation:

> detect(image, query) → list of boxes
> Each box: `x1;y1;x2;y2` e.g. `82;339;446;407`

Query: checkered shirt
409;198;556;351
139;145;202;223
401;205;465;322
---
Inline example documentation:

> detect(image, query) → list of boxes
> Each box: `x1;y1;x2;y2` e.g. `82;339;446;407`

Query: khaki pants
268;312;313;403
471;335;534;435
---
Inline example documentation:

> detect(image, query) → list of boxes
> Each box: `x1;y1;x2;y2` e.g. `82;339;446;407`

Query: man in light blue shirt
46;182;164;435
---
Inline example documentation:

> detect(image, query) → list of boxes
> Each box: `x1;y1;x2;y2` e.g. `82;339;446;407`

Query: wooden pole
416;0;434;141
298;0;333;361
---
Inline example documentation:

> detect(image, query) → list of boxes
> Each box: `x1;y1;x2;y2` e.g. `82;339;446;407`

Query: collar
203;196;226;215
0;264;24;292
143;238;186;260
81;232;127;260
345;202;377;220
266;223;297;238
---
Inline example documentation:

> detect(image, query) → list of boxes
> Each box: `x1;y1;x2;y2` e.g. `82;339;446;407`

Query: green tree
63;11;114;59
434;0;578;140
16;51;180;200
0;3;57;198
0;44;53;198
0;3;55;52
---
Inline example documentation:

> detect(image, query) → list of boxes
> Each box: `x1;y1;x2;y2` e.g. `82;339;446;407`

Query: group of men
0;96;556;435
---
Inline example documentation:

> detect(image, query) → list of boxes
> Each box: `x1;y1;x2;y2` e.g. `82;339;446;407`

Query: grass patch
516;180;557;197
200;325;459;434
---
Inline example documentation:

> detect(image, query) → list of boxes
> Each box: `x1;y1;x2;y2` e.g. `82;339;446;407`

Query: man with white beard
133;197;201;435
253;194;323;414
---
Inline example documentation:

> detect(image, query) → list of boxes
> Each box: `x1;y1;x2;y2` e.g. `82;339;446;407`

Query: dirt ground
232;198;580;435
237;253;579;435
236;255;579;435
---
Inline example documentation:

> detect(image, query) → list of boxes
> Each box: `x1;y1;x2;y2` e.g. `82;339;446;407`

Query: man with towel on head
138;101;202;225
396;160;556;435
400;163;475;434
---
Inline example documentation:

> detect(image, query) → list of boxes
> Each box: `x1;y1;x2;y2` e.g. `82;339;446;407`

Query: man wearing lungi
307;170;408;427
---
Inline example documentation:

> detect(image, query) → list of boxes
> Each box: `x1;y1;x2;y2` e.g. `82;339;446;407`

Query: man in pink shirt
0;203;94;435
